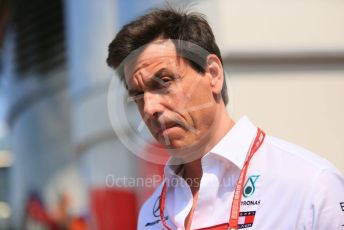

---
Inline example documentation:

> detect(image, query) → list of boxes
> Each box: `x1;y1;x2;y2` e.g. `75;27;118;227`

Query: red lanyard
159;128;266;230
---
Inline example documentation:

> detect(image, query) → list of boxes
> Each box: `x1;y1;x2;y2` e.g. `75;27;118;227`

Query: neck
182;159;203;195
180;105;234;194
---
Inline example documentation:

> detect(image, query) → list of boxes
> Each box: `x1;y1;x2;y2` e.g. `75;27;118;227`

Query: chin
162;141;205;162
156;134;200;151
160;138;198;151
157;137;185;149
161;140;183;149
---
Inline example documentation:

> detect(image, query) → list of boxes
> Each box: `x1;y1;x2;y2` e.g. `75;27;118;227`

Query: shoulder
264;134;341;173
259;135;344;227
258;134;344;199
137;182;164;229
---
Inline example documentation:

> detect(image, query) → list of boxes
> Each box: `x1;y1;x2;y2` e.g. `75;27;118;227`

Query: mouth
156;123;184;146
155;122;181;136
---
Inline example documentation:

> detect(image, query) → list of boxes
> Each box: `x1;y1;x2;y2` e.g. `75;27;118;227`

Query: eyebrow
127;68;175;99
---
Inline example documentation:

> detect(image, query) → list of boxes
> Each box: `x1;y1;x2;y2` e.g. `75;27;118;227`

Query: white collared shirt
138;116;344;229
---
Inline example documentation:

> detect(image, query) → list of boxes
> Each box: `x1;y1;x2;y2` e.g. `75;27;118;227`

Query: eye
160;76;173;86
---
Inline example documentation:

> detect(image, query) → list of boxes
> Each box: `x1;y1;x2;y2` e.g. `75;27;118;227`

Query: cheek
176;85;216;129
190;104;216;127
184;81;214;109
185;83;216;126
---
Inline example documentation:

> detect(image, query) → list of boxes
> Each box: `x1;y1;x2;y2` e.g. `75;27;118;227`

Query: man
107;8;344;230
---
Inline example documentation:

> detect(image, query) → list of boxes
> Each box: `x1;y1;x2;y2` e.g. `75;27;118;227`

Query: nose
142;91;163;118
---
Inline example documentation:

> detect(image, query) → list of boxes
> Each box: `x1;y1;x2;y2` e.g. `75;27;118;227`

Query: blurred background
0;0;343;229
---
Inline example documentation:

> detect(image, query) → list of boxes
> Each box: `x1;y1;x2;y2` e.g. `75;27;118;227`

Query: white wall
227;69;344;173
194;0;344;173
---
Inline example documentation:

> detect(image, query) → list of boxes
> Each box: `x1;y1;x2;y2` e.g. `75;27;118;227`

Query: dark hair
106;8;228;105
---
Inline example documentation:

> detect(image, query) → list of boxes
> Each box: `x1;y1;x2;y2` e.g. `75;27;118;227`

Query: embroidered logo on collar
152;196;160;217
243;175;260;198
145;196;169;227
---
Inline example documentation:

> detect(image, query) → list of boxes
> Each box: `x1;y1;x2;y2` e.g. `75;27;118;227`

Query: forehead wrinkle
131;68;172;95
132;58;169;81
129;61;149;81
127;51;180;90
128;48;177;71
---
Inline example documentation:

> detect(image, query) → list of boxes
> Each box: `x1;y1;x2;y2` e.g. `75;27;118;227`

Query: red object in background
70;217;87;230
25;193;58;229
90;188;137;230
90;143;168;229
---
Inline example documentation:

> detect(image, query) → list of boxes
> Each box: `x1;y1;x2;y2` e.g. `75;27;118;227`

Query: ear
206;54;224;95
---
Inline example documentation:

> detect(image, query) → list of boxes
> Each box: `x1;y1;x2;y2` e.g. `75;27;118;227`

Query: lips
156;123;179;136
151;118;182;136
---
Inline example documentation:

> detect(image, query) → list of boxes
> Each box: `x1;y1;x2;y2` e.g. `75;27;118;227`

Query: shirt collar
164;116;258;177
164;156;184;179
205;115;257;169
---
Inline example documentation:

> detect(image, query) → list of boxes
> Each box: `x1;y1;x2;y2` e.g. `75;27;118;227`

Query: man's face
124;39;217;149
